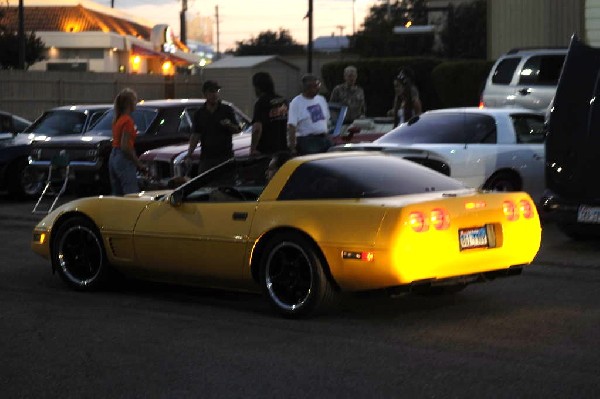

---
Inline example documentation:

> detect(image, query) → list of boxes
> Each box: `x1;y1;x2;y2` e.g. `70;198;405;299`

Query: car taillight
478;100;485;109
409;209;451;232
409;211;427;232
503;200;519;221
430;208;450;230
519;199;534;219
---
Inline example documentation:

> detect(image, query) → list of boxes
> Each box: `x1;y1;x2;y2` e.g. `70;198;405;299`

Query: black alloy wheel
260;232;337;318
52;216;109;290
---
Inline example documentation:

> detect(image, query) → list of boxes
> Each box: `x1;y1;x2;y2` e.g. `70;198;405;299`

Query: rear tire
259;232;337;318
483;172;520;192
51;216;110;290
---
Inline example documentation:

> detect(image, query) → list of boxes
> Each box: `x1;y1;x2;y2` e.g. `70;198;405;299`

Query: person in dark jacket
186;80;241;174
250;72;289;155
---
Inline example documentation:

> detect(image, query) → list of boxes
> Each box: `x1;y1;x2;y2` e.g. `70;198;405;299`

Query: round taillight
430;208;450;230
409;211;427;232
503;200;519;221
519;199;534;219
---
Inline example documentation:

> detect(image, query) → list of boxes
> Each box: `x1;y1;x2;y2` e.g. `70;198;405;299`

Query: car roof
50;104;112;111
425;107;543;116
503;48;567;57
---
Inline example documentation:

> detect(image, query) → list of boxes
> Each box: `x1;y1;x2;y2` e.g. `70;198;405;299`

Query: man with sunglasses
186;80;241;174
287;74;331;155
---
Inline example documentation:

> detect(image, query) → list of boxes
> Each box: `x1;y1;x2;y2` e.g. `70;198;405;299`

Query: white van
480;48;566;112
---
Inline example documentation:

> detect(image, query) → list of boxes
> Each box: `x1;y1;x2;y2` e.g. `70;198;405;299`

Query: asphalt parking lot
2;197;598;270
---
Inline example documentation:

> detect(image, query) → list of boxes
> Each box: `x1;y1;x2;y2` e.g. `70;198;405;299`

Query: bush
322;57;495;115
322;57;442;117
431;60;495;108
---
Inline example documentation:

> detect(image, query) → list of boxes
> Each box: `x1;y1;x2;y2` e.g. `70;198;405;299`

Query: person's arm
223;107;241;134
187;133;199;158
287;124;297;154
413;97;423;116
359;87;366;118
120;130;145;171
329;86;340;104
251;122;262;154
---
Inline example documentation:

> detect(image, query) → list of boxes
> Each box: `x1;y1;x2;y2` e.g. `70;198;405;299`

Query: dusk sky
113;0;379;51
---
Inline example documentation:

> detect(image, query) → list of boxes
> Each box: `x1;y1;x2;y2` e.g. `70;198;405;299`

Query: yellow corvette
31;152;541;317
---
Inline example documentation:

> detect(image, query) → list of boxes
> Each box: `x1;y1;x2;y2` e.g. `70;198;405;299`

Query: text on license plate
459;226;489;250
577;205;600;224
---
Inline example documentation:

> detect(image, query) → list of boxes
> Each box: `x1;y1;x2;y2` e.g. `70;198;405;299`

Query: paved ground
2;197;598;269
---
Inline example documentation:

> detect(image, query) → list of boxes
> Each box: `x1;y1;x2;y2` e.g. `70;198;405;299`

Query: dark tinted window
278;155;464;200
518;55;565;86
88;108;158;137
0;114;12;132
155;108;185;136
375;112;495;144
24;111;87;135
492;57;521;84
86;110;107;131
511;114;545;143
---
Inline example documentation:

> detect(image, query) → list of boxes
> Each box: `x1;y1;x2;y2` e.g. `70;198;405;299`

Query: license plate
459;226;489;250
577;205;600;224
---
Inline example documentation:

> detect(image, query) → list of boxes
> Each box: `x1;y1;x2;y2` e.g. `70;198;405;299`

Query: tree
0;9;46;69
438;0;487;59
349;0;433;57
234;29;304;56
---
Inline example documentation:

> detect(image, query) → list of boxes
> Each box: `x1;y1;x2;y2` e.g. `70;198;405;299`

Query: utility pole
352;0;356;35
18;0;25;70
336;25;345;36
307;0;313;73
215;5;220;59
180;0;188;45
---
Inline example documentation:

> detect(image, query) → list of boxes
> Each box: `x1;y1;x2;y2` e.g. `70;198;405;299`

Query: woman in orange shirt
108;88;147;196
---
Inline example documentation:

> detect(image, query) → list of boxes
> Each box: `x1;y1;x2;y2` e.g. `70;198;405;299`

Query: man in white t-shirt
287;74;332;155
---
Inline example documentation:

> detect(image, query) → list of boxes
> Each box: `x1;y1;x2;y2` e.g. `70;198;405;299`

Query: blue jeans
109;148;139;196
296;134;332;155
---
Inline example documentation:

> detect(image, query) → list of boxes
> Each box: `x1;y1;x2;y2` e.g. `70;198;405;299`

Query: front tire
51;216;109;290
259;232;337;318
7;158;46;198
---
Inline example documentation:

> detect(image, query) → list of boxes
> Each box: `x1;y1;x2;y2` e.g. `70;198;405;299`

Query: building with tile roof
0;0;204;74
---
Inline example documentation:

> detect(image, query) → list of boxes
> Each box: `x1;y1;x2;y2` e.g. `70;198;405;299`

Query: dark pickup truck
28;99;251;195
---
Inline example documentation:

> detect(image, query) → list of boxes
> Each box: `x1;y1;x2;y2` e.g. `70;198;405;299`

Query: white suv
480;48;566;112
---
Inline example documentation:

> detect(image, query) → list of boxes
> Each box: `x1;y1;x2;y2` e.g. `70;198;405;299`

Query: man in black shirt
187;80;241;174
250;72;288;155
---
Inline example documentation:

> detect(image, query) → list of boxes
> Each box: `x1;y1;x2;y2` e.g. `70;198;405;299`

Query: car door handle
232;212;248;221
518;88;531;95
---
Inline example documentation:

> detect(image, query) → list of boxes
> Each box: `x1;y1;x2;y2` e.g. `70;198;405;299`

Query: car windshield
23;110;87;136
86;108;158;136
374;112;497;145
278;155;465;200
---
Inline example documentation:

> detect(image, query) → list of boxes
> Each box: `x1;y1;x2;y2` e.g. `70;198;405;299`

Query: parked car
0;110;31;140
139;104;393;190
28;99;251;195
332;107;546;201
542;36;600;239
0;104;109;198
31;152;541;318
480;47;566;112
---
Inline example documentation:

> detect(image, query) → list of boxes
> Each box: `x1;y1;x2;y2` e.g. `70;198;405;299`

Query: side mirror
169;190;183;207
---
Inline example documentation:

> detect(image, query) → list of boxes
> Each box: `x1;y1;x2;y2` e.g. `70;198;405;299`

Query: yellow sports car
31;152;541;317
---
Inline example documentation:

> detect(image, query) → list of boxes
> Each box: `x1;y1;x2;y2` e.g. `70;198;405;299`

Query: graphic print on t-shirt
307;104;325;123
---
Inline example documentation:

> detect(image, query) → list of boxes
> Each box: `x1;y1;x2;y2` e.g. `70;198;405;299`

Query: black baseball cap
202;80;221;93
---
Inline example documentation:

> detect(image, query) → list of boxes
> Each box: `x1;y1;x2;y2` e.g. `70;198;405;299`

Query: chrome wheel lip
265;241;313;312
21;167;46;196
57;225;103;287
